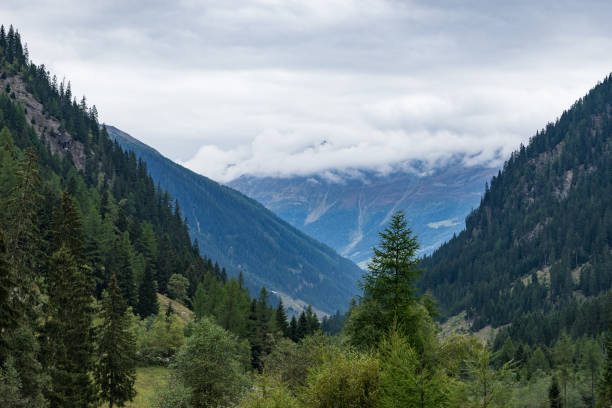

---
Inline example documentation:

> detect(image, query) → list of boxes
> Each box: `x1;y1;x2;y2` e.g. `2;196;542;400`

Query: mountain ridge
228;162;499;266
106;125;363;314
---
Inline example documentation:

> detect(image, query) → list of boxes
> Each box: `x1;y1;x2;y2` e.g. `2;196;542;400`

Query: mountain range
106;126;362;315
229;162;498;267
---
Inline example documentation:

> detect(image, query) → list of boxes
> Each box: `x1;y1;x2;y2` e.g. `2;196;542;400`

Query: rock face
0;74;86;170
228;162;498;266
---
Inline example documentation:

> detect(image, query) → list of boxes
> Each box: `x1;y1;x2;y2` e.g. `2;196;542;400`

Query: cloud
427;218;461;229
3;1;612;180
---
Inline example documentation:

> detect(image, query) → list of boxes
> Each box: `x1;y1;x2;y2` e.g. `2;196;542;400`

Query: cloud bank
2;1;612;181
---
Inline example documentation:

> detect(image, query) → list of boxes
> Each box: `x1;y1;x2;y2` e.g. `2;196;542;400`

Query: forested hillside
0;25;322;407
421;73;612;346
107;125;362;314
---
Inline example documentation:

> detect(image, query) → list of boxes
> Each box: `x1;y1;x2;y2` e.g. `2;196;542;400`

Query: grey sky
3;1;612;181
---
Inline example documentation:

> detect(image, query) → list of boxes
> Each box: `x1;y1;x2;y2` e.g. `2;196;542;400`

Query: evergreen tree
136;265;159;318
598;307;612;405
305;305;320;334
43;245;97;408
276;299;289;337
296;311;308;341
363;210;420;318
111;232;137;307
346;210;425;350
1;147;45;405
96;274;137;408
50;192;85;262
289;316;298;342
549;376;562;408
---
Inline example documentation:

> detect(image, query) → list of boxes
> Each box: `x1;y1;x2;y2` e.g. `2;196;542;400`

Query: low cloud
2;1;612;180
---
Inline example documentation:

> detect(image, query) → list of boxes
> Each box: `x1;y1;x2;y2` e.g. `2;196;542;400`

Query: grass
100;366;172;408
157;293;193;324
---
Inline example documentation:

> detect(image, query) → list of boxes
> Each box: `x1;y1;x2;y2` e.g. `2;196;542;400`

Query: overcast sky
3;0;612;182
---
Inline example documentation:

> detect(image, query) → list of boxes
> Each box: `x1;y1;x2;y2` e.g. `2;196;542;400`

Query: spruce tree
44;245;97;408
289;316;298;342
50;192;85;261
1;147;46;405
296;311;308;341
305;305;320;334
598;306;612;405
96;274;136;408
111;232;137;307
276;299;289;337
136;265;159;318
549;376;562;408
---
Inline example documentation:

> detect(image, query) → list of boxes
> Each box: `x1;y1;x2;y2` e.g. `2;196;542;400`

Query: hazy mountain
228;162;498;266
106;126;363;314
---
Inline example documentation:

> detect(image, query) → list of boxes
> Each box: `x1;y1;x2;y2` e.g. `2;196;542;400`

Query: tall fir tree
275;299;289;337
289;315;298;342
550;376;562;408
598;304;612;405
1;147;46;405
111;232;137;307
44;245;97;408
96;274;137;408
136;265;159;318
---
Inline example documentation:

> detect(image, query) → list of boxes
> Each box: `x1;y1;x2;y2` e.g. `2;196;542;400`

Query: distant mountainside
107;126;362;314
228;163;498;266
420;74;612;345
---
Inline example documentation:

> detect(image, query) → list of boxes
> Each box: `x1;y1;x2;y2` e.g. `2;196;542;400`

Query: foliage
96;274;137;408
300;346;380;408
379;329;452;408
173;317;250;407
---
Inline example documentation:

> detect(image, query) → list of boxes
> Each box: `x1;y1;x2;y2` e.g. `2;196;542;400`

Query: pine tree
44;245;97;408
0;231;19;361
50;192;85;262
96;274;136;408
111;232;137;307
598;305;612;405
363;210;420;318
1;147;46;405
136;265;159;318
296;311;308;341
276;299;289;337
289;316;298;342
305;305;320;334
549;376;562;408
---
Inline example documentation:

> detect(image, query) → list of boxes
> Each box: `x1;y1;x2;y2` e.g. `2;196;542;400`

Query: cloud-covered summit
3;1;612;181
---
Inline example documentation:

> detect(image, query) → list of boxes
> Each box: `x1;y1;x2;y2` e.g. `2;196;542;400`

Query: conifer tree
136;265;159;318
44;245;97;408
598;308;612;405
1;147;46;405
296;311;308;341
549;376;562;408
111;232;137;307
289;316;298;342
305;305;320;334
276;299;289;337
0;231;18;361
50;192;85;261
96;274;136;408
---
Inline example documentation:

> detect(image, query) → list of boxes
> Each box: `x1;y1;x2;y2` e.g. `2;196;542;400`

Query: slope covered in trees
106;125;362;314
420;73;612;345
0;24;320;407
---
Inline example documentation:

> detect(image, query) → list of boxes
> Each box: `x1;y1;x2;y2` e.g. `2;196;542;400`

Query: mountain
420;74;612;346
106;126;362;314
228;162;498;267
